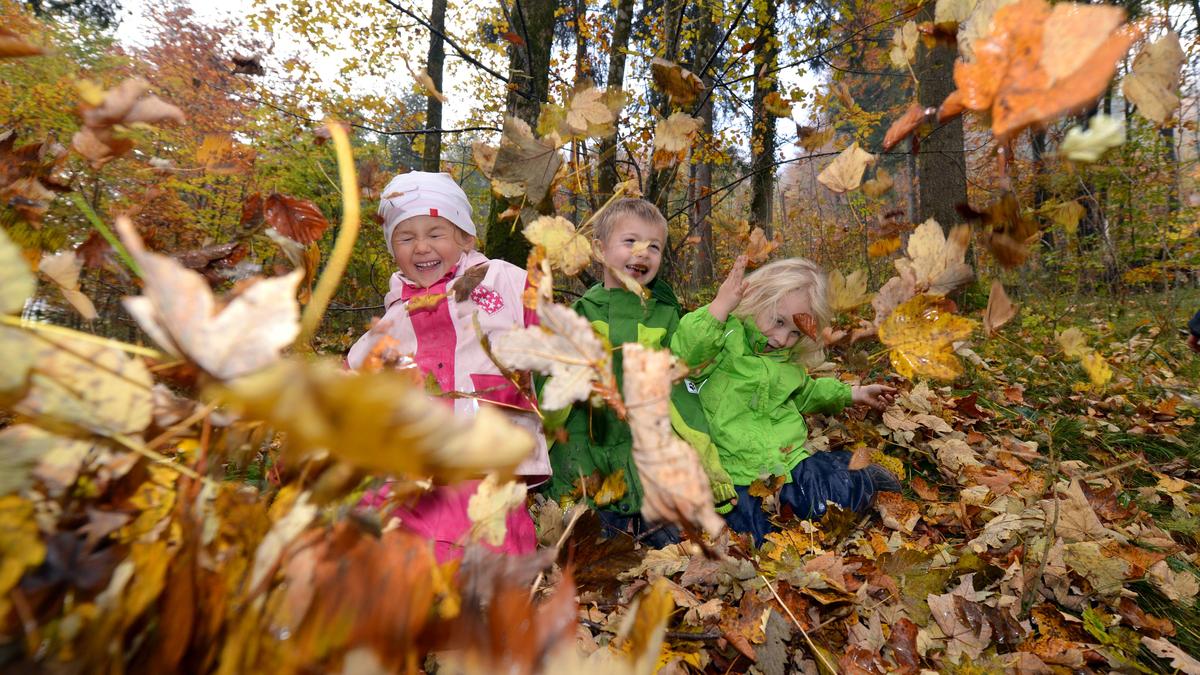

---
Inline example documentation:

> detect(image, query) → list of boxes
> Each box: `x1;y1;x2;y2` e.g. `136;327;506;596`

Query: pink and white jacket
346;250;550;482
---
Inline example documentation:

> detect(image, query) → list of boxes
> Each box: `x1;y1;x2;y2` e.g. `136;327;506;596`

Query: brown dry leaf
876;491;921;533
0;424;94;497
491;302;611;411
0;27;46;58
653;113;702;169
828;269;871;312
264;193;331;245
221;358;534;481
650;58;705;106
883;103;929;151
762;91;792;117
792;313;819;342
1123;32;1185;125
266;229;321;304
744;227;781;266
413;68;448;103
1;227;36;314
982;279;1017;336
938;0;1139;141
624;344;725;539
1045;199;1085;236
817;142;875;193
868;236;902;258
894;218;973;295
848;446;872;470
39;251;97;320
927;575;992;663
0;495;46;619
565;86;617;135
71;78;185;167
870;275;916;328
879;294;977;381
523;216;592;275
1142;636;1200;674
796;125;834;153
889;20;920;69
117;216;302;381
861;168;894;198
1147;560;1199;606
1040;479;1116;543
491;116;563;205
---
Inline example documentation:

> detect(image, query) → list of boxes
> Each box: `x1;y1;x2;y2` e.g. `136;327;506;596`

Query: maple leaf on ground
817;142;875;193
879;294;977;381
522;216;592;275
1059;114;1124;162
490;302;611;411
938;0;1140;141
982;280;1017;336
624;344;725;539
828;268;872;312
71;78;185;168
894;218;973;295
652;113;702;169
1142;637;1200;675
116;216;302;381
927;574;991;663
1123;33;1185;125
650;58;705;106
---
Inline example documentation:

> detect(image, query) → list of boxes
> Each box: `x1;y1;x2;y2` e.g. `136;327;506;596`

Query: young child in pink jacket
345;171;548;560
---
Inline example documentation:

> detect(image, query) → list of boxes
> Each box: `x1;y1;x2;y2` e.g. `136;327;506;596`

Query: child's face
755;290;811;352
595;216;666;288
390;215;475;288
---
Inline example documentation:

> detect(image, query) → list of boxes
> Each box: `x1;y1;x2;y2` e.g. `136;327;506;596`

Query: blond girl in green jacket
670;256;901;544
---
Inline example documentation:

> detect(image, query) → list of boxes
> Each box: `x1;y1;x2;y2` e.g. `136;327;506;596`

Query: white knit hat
379;172;476;256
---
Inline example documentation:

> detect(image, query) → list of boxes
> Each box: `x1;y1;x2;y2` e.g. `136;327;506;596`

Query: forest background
4;0;1200;672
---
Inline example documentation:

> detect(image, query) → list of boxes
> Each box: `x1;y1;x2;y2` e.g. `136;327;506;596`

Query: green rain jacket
541;280;736;515
670;305;853;486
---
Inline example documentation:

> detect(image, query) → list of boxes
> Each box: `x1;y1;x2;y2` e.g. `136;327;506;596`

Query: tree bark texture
914;3;966;230
690;0;719;285
748;0;779;237
644;0;686;209
596;0;636;201
421;0;447;172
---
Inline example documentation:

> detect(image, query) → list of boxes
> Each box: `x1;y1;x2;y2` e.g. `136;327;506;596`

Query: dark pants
597;510;681;548
724;450;877;545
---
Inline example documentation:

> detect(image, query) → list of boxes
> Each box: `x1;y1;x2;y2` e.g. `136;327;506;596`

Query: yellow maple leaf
467;473;528;546
652;113;702;169
594;469;628;507
1055;327;1090;359
522;215;592;275
816;142;875;193
1081;350;1113;386
868;236;902;258
879;294;977;381
828;269;872;312
763;91;792;117
565;86;616;135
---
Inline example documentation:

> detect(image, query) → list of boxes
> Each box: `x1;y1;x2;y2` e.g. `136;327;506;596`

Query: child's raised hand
709;255;748;322
852;383;898;411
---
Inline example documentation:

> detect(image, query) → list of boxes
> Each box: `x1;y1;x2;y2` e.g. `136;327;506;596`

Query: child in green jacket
671;255;900;544
541;199;734;545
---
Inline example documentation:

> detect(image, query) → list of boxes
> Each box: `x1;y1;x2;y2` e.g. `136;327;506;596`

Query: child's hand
708;255;748;322
852;383;897;411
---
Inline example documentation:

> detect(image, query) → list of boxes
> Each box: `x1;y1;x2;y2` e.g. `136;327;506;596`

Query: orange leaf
744;227;781;266
883;103;929;151
264;193;331;245
792;312;819;341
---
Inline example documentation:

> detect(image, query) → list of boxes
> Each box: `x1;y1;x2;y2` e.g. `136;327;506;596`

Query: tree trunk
644;0;686;208
483;0;557;265
690;0;719;285
748;0;779;237
913;3;966;230
596;0;635;201
421;0;447;172
1030;130;1054;250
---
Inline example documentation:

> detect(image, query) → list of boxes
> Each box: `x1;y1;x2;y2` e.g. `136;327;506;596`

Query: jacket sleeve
792;375;853;415
670;305;727;374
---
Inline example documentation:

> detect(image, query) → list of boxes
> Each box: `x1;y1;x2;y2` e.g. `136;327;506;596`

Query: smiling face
389;214;475;288
595;215;666;288
754;289;813;352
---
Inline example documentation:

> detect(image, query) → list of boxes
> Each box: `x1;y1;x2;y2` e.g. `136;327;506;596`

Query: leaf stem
298;120;360;345
69;192;141;277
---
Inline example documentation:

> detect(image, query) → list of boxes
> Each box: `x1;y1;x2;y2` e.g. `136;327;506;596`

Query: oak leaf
879;294;977;381
523;215;592;275
982;279;1016;336
816;142;874;193
1123;33;1185;125
650;58;705;106
117;216;302;381
491;302;611;411
828;269;871;312
653;113;702;169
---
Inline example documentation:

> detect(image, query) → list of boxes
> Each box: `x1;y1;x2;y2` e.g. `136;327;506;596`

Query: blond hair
733;257;830;366
592;198;668;243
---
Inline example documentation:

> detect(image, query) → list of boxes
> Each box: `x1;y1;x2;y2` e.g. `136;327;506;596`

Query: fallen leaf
1142;636;1200;674
1059;114;1124;162
231;54;264;75
1147;560;1199;606
1123;32;1184;125
982;279;1016;336
1055;327;1090;359
624;344;725;539
117;216;303;381
39;251;97;320
523;216;592;275
927;575;991;662
491;302;611;411
653;113;702;169
792;313;819;341
468;473;528;546
490;116;563;205
564;86;617;135
868;236;902;258
817;142;875;193
1080;350;1112;387
264;193;331;245
876;491;921;533
879;294;977;381
1045;199;1085;236
797;125;834;152
650;58;705;106
0;495;46;619
762;91;792;117
71;78;185;167
413;68;447;103
957;191;1039;268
